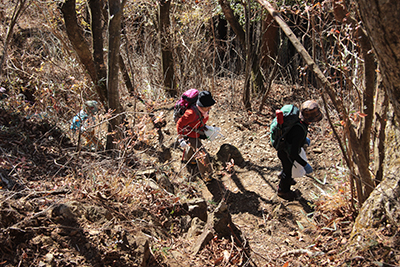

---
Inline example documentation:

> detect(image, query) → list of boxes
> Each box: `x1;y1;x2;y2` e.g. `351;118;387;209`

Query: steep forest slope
1;1;400;266
1;82;398;267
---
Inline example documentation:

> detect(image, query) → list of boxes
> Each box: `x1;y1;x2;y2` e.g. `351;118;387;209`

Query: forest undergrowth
1;81;397;267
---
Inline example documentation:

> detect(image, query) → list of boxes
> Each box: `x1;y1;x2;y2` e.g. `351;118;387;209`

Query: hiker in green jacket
277;100;323;200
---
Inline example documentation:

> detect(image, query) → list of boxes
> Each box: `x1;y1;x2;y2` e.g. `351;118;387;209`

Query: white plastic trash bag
204;126;223;141
292;148;307;178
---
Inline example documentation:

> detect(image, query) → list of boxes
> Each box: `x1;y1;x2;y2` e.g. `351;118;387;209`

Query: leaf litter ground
0;82;389;266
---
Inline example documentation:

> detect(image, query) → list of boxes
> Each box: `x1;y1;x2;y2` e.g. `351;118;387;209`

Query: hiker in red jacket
277;100;323;200
177;91;216;182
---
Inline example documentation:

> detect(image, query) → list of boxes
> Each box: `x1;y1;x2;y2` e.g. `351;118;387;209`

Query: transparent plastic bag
204;126;223;141
292;148;307;178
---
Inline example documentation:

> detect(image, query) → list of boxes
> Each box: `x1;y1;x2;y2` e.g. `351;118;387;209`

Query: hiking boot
278;173;296;186
277;189;298;201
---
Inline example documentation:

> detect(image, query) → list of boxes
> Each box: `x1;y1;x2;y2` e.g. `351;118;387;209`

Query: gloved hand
305;137;311;146
304;163;313;174
179;139;188;148
199;134;207;140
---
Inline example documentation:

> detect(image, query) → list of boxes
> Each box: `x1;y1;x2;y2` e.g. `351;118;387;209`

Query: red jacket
177;107;208;138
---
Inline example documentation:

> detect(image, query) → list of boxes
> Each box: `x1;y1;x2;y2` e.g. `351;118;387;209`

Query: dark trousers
278;150;293;192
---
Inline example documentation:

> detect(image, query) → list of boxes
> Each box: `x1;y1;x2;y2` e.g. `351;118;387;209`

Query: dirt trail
162;87;342;266
0;85;349;267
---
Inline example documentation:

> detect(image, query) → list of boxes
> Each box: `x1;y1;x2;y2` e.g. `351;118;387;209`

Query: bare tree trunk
373;72;388;184
218;0;264;110
61;0;108;108
159;0;176;96
88;0;108;107
258;14;280;112
249;16;264;95
242;1;252;111
243;65;252;111
258;51;279;113
0;0;28;77
351;27;375;202
210;16;216;92
119;54;145;106
261;13;279;70
356;0;400;124
357;29;374;160
218;0;245;46
106;0;124;150
119;54;134;96
334;2;376;201
333;2;375;164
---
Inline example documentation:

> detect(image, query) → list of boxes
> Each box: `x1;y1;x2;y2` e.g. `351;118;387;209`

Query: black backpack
270;104;306;151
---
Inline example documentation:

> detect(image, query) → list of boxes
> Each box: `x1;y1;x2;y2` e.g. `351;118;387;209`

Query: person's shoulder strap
296;121;308;139
186;105;206;134
190;105;204;123
191;105;200;114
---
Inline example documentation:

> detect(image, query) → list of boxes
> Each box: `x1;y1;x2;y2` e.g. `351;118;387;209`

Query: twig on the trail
21;188;71;202
52;155;74;178
0;187;30;204
142;232;160;242
228;220;272;265
5;202;59;231
250;249;271;264
280;248;325;258
5;224;84;233
262;208;270;225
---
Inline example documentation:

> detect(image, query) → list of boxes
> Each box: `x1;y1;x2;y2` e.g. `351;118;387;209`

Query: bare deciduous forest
1;0;400;266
